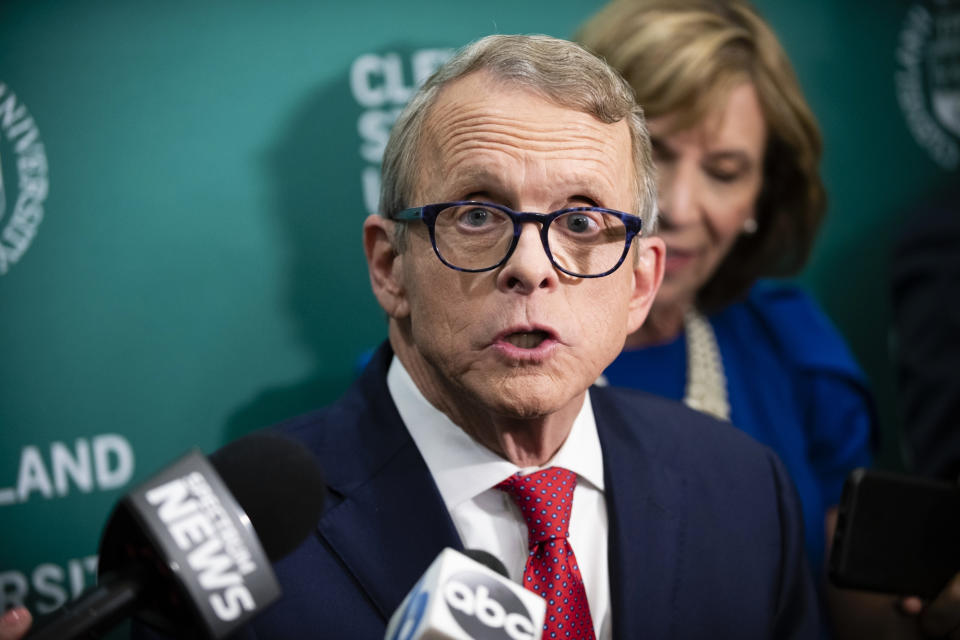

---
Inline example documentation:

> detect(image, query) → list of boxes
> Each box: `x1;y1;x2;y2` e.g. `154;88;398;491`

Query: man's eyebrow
447;166;509;196
444;164;614;209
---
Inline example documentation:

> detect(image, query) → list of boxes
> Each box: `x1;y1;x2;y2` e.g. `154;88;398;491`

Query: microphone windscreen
210;432;326;561
461;549;509;579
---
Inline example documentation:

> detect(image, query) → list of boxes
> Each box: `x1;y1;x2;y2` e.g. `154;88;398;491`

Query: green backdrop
1;0;956;623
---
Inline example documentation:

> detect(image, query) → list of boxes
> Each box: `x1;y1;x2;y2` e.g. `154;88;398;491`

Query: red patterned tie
496;467;596;640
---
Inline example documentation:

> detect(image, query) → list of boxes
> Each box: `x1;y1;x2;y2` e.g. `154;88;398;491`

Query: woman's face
648;82;767;312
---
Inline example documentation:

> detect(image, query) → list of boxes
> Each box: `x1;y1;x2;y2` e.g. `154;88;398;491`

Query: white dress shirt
387;357;612;640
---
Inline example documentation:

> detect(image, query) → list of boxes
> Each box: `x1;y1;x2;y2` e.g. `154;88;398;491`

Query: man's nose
496;223;559;294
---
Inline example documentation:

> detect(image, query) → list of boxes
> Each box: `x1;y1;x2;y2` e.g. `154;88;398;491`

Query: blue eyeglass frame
389;200;643;278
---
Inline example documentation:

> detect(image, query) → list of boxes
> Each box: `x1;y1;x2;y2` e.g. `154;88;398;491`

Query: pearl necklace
594;310;730;422
682;309;731;421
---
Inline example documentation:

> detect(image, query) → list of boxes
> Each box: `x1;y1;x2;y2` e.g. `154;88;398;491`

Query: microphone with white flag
25;432;326;640
384;548;546;640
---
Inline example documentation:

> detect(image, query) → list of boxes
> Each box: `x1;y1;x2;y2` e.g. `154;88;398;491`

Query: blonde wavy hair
578;0;825;310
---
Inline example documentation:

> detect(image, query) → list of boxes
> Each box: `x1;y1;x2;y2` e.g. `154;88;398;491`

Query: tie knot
496;466;577;546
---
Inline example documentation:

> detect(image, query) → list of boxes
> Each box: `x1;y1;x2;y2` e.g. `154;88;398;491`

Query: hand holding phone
829;468;960;600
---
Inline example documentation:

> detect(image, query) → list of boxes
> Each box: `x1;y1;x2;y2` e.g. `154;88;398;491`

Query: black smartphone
829;468;960;599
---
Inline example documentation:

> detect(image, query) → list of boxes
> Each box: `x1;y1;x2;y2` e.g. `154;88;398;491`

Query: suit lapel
318;441;462;620
312;344;462;621
593;387;687;639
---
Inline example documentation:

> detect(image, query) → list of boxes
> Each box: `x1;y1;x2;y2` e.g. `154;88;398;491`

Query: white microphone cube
385;548;546;640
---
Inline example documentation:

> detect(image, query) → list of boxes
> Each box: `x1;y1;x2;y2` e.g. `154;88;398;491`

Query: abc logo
444;571;536;640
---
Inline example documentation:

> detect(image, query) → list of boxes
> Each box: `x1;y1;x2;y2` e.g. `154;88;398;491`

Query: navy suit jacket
138;343;820;639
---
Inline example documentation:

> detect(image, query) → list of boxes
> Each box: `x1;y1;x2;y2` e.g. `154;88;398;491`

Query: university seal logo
0;83;49;275
896;1;960;170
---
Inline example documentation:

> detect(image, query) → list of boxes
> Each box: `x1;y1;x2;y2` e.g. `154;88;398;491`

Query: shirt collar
387;355;605;513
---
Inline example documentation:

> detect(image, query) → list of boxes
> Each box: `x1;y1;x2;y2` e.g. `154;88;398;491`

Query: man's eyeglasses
389;201;643;278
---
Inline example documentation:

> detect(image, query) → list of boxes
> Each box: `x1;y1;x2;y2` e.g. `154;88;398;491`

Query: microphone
384;548;546;640
27;432;326;640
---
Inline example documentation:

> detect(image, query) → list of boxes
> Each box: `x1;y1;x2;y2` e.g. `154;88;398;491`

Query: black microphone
27;432;326;640
459;550;509;579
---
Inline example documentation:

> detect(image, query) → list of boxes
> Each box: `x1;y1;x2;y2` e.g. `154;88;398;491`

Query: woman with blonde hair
578;0;872;590
580;3;960;636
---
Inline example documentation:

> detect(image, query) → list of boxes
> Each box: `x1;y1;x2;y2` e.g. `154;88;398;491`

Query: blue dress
603;282;876;576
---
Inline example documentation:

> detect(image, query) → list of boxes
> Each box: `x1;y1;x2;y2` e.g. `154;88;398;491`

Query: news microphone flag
107;450;281;636
385;547;547;640
28;433;326;640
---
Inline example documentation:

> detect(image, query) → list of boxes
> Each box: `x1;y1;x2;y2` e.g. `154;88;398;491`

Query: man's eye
565;213;597;233
462;208;491;227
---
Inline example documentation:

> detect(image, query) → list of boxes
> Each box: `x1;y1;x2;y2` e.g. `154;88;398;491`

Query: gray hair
379;34;658;244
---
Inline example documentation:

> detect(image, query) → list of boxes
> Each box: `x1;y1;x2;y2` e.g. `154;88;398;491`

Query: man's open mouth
503;330;550;349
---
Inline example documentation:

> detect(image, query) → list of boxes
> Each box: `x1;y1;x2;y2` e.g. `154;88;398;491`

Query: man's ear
626;236;665;334
363;214;410;319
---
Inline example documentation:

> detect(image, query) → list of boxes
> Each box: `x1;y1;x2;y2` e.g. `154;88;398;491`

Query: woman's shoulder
720;280;865;379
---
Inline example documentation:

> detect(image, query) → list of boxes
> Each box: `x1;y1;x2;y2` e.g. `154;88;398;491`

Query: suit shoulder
257;364;412;490
592;384;775;467
268;393;362;448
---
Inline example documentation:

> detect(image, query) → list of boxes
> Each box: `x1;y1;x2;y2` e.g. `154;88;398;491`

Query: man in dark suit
136;33;820;639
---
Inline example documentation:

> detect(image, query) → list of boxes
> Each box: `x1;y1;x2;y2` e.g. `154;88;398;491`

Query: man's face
369;71;662;422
